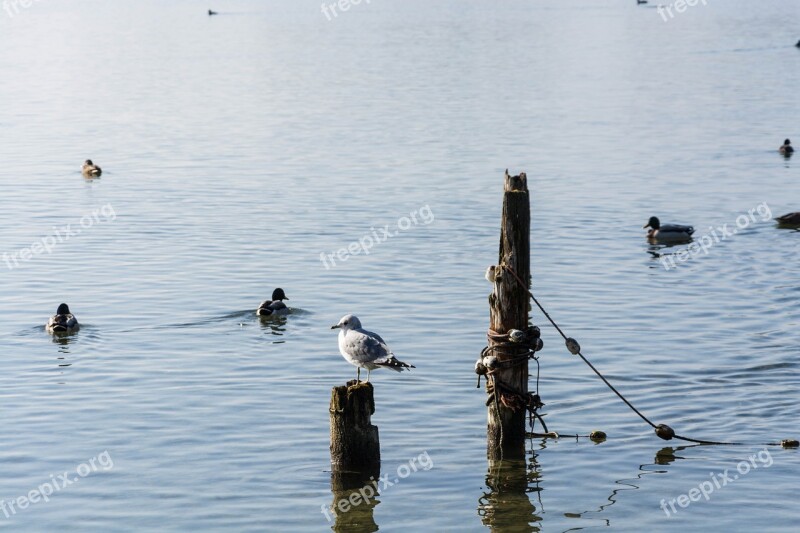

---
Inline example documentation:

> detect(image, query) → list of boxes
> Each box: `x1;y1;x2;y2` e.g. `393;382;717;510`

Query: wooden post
330;381;381;474
487;170;531;460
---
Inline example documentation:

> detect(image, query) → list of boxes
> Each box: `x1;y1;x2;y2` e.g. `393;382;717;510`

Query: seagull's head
331;314;361;331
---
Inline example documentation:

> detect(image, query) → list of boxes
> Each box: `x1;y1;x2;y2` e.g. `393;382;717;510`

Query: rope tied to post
491;263;796;448
477;326;550;436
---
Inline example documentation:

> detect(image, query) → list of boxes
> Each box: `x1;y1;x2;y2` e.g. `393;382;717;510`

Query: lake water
1;0;799;531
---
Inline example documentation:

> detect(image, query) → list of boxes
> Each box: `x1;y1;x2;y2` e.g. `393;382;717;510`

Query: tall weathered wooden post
329;380;381;478
486;170;531;460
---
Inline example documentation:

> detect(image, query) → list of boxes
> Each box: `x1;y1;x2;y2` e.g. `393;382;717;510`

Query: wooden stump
487;170;531;460
330;381;381;474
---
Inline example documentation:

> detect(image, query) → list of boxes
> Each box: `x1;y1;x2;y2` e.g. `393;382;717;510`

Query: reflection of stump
329;479;380;533
330;381;380;474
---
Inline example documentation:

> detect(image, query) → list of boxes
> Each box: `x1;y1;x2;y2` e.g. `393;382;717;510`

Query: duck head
644;216;661;230
56;303;70;315
271;288;288;301
84;160;94;167
331;314;362;331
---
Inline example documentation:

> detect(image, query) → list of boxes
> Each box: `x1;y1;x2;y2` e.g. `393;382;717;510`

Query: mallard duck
81;159;102;177
257;288;289;316
776;212;800;226
780;139;794;155
644;216;695;242
46;303;80;334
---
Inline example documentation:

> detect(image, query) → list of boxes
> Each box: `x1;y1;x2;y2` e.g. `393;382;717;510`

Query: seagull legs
356;367;361;383
367;368;371;383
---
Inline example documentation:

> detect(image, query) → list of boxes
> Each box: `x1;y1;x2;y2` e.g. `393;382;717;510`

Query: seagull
81;159;102;177
257;288;289;316
46;303;79;334
644;216;695;243
331;314;414;382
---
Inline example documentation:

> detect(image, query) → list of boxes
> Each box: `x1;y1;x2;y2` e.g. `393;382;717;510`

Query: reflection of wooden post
330;381;380;473
487;171;531;460
480;458;541;529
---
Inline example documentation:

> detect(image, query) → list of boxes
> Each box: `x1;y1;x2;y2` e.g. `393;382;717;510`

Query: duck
81;159;102;177
775;212;800;226
644;216;695;243
46;303;80;334
208;9;218;15
637;0;648;4
779;139;794;155
257;288;290;316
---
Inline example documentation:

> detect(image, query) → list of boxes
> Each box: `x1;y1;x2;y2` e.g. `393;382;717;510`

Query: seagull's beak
331;324;341;329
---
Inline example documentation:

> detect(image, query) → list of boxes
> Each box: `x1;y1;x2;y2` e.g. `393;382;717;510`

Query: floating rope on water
481;263;797;449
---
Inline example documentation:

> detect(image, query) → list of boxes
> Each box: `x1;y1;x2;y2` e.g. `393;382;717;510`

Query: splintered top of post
504;170;528;192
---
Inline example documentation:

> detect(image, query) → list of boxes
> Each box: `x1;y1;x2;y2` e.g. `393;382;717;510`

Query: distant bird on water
46;303;79;334
775;212;800;226
637;0;648;4
81;159;102;177
780;139;794;155
257;288;289;316
644;216;695;243
208;9;218;15
331;314;414;383
796;40;800;48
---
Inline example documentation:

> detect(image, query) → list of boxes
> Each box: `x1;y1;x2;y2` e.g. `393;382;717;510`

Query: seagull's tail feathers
375;356;415;372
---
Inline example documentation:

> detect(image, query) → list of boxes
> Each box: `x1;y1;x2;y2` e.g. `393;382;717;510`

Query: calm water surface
1;0;799;531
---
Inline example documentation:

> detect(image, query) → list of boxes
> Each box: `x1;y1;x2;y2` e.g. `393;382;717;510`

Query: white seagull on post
331;314;414;382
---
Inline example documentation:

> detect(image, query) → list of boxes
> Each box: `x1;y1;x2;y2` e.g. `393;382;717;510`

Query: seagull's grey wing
342;329;391;364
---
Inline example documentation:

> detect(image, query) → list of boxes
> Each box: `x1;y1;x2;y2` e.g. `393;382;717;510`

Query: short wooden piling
330;380;381;475
486;170;531;460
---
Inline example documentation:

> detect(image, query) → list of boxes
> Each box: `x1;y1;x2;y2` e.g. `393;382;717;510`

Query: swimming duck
46;303;80;334
257;288;290;316
637;0;647;4
776;212;800;226
208;9;218;15
644;216;695;242
82;159;102;177
780;139;794;155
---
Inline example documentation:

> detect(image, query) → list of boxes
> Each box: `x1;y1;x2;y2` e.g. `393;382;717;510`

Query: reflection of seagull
257;288;290;317
331;314;414;382
46;303;80;334
644;216;694;243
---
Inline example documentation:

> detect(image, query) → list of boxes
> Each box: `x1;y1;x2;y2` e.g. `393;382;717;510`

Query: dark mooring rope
499;264;796;448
